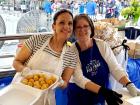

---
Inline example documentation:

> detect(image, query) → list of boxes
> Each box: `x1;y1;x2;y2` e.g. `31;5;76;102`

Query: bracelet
125;82;132;87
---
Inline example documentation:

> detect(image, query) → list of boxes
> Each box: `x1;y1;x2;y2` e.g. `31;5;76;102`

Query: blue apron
68;39;110;105
55;87;68;105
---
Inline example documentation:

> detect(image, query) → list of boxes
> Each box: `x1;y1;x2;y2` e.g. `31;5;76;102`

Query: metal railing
0;32;52;41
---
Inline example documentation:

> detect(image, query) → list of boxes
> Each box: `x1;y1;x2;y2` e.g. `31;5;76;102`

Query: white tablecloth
117;88;140;105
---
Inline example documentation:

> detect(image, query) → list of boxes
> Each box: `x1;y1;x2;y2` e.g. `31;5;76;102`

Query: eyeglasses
76;25;90;30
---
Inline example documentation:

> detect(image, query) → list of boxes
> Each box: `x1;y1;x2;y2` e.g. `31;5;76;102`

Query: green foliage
121;0;140;23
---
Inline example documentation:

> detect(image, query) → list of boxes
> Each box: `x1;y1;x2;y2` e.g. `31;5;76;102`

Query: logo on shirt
86;60;101;76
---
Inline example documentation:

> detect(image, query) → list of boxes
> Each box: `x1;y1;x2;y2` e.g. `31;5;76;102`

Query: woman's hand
21;67;31;76
57;77;68;89
52;77;68;89
126;83;140;97
98;86;123;105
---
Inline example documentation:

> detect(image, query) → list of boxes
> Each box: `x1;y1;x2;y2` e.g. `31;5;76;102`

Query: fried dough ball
50;76;56;82
39;77;45;82
40;80;46;85
41;84;49;90
25;75;33;80
46;79;54;85
34;84;41;89
21;78;28;85
28;82;33;87
33;75;39;81
34;81;40;86
39;74;46;79
29;78;34;83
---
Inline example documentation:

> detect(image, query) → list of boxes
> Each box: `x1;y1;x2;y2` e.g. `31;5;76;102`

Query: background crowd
41;0;130;19
0;0;131;19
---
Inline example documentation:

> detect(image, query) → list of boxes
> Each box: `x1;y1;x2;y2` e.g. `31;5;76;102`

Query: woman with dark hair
63;14;140;105
13;9;74;105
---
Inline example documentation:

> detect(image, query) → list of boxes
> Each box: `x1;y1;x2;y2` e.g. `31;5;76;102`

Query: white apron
27;37;65;76
14;36;67;105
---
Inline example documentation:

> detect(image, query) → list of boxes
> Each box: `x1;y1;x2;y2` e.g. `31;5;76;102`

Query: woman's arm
97;40;128;81
97;40;140;96
13;44;32;72
61;67;74;88
63;65;101;93
85;81;101;93
73;62;101;93
13;35;42;72
119;76;131;86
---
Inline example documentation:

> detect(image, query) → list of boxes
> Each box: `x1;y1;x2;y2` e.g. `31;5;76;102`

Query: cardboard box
135;42;140;58
127;40;140;59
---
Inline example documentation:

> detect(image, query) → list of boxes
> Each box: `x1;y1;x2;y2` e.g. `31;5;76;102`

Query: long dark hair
73;14;94;38
53;9;73;24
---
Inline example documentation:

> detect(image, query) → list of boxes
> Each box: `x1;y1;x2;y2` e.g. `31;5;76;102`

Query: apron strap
40;36;52;51
75;38;95;53
75;42;81;53
54;44;67;76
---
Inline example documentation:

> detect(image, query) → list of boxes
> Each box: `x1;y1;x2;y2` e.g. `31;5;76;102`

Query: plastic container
0;83;42;105
0;70;59;105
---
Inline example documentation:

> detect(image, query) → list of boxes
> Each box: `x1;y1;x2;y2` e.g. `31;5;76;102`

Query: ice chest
0;70;59;105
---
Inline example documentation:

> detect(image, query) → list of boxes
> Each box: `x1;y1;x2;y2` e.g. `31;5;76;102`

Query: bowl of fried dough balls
20;71;58;90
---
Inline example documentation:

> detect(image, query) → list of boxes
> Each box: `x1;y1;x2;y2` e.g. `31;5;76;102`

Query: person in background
98;0;105;15
105;0;115;18
51;0;62;12
63;14;140;105
61;1;68;9
79;1;85;14
29;0;37;11
72;1;79;15
13;9;74;105
86;0;97;20
124;0;129;7
42;0;53;15
114;0;122;18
